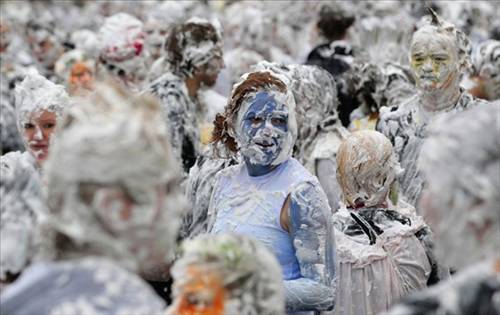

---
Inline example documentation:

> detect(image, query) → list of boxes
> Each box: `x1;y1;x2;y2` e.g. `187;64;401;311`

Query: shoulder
1;151;36;178
148;72;187;98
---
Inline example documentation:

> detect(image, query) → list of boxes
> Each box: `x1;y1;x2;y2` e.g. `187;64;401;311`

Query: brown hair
212;71;287;155
165;21;220;77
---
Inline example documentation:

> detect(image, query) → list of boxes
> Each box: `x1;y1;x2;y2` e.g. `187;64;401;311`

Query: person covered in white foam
208;70;336;314
0;81;187;315
332;130;433;315
1;69;70;178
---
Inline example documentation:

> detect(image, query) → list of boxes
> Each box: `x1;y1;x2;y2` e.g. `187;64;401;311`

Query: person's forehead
245;91;287;112
411;29;456;53
29;110;56;121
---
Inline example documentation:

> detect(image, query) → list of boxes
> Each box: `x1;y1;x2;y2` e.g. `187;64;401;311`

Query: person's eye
23;123;34;129
433;56;448;62
271;117;287;126
248;117;263;125
43;123;55;129
413;56;424;63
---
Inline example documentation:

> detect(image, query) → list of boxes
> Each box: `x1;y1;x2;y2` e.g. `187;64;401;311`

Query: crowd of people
0;1;499;315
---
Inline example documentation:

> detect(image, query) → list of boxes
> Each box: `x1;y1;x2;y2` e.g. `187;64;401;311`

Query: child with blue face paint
208;71;336;314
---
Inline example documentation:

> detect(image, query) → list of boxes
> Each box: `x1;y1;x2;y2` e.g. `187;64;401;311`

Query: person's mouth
420;75;437;81
30;143;48;151
254;140;274;149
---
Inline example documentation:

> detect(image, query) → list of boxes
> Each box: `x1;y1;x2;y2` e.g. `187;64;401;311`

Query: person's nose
33;126;43;141
261;121;273;136
422;59;433;73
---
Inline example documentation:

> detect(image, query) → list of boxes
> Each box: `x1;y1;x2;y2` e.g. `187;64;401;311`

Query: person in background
147;18;225;173
331;130;433;315
377;9;488;207
167;234;285;315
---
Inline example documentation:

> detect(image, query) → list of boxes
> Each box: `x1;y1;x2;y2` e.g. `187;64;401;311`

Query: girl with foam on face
207;71;336;314
1;69;70;173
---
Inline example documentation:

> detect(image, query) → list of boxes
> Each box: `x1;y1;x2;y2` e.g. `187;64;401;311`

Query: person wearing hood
0;81;186;315
147;18;225;174
377;9;489;207
207;70;336;314
384;104;500;315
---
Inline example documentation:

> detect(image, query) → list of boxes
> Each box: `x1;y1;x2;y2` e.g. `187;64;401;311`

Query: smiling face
410;29;460;93
21;110;57;166
237;91;291;167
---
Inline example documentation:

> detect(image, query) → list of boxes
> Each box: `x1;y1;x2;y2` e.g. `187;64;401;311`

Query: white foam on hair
14;69;70;132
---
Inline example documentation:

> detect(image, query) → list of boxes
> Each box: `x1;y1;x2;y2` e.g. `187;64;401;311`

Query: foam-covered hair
471;40;500;79
14;69;70;131
98;13;145;74
212;70;296;158
170;234;285;315
411;8;472;71
252;61;340;163
337;130;401;208
419;104;500;267
164;17;223;78
44;81;185;270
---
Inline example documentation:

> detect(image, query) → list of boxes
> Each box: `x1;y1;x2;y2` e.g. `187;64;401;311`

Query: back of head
419;104;500;268
44;81;185;270
336;130;400;208
317;2;355;41
170;234;285;315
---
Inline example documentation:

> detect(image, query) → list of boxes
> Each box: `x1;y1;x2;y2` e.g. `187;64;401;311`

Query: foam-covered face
144;22;168;60
69;63;93;93
27;32;63;68
410;29;460;93
21;110;56;166
173;265;225;315
237;91;291;167
195;47;224;87
91;183;174;270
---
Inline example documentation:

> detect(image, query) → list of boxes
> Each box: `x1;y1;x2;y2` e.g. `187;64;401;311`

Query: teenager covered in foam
1;69;70;177
0;82;186;315
331;130;433;315
168;234;285;315
207;70;336;314
385;104;500;315
147;18;225;173
377;9;489;207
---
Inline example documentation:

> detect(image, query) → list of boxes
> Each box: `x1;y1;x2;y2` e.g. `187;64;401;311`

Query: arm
315;158;341;213
284;182;336;312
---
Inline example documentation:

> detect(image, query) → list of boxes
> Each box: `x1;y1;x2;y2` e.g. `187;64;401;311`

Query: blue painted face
237;91;290;175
